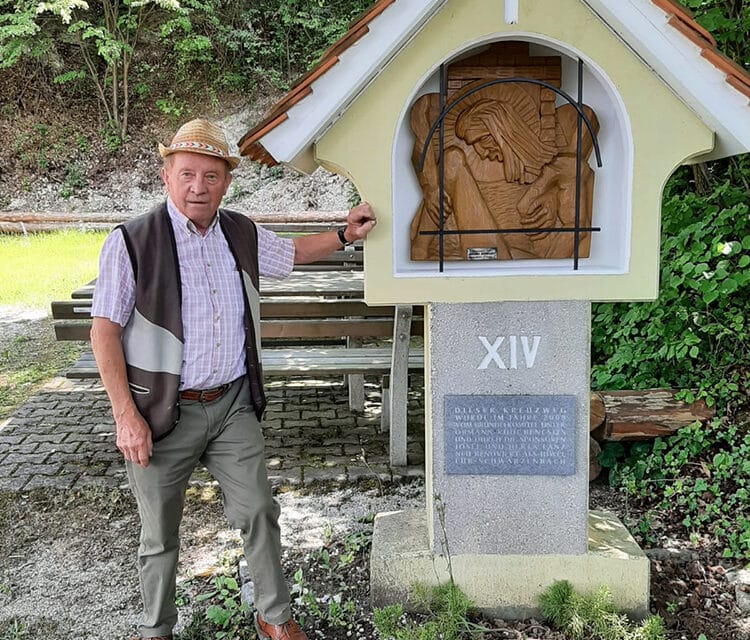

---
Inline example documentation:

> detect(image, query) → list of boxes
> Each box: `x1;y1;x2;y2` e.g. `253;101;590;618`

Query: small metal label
467;247;498;261
445;394;577;476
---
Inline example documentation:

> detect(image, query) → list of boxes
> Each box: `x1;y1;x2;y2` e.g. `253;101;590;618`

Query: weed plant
373;582;479;640
179;572;253;640
290;528;369;631
539;580;666;640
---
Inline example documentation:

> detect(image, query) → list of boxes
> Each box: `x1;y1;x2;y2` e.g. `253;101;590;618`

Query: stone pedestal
371;509;650;619
371;301;649;618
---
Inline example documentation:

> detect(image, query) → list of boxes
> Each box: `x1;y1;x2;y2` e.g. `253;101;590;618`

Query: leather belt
179;382;232;403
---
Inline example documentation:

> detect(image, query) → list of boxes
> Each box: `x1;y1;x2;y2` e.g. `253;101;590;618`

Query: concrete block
371;509;650;620
427;301;591;556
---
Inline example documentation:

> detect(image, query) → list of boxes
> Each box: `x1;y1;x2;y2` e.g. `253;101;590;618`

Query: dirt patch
1;479;749;640
0;481;425;639
0;103;353;218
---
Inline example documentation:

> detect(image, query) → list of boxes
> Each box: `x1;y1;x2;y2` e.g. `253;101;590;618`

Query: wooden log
0;212;130;223
0;221;343;234
0;222;117;234
592;389;715;442
0;209;347;231
589;437;602;482
590;391;606;432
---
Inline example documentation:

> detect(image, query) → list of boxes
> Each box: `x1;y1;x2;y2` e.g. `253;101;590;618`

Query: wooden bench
49;215;427;464
52;294;424;466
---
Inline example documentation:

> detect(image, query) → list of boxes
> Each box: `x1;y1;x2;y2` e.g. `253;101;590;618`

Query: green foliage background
591;0;750;561
591;0;750;409
0;0;372;99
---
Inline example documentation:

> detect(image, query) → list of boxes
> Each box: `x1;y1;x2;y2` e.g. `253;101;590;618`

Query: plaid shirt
91;198;295;390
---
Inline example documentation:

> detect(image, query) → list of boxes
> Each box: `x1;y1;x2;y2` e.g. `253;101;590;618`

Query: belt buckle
201;383;227;402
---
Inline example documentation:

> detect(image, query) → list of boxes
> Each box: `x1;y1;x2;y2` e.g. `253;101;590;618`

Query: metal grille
416;58;603;272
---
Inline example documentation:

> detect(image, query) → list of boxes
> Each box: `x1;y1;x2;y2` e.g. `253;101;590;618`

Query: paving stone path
0;375;426;492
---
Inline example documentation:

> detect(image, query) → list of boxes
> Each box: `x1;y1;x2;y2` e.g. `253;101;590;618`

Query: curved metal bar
417;76;603;172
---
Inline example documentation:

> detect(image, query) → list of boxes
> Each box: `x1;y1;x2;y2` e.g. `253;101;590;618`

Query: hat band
168;141;227;157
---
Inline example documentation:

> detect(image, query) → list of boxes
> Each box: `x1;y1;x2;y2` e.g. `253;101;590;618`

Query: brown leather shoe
254;612;308;640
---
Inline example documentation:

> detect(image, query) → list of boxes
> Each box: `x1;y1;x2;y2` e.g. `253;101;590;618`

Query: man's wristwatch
337;226;352;247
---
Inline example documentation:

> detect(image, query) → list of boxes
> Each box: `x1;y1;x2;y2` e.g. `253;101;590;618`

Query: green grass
0;230;105;418
0;230;106;309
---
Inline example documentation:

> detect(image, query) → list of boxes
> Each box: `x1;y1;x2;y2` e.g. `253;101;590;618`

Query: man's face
464;130;503;162
160;152;232;228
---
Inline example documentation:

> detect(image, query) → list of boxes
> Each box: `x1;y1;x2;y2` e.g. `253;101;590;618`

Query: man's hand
293;202;378;264
343;202;377;242
115;406;153;468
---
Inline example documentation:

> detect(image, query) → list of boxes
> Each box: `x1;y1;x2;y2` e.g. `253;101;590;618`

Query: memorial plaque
445;394;576;475
467;247;498;261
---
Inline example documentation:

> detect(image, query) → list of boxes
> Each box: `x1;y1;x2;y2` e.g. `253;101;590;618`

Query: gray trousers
126;377;290;638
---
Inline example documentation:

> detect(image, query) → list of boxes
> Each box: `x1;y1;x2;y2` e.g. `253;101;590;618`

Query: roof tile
701;47;750;91
652;0;716;46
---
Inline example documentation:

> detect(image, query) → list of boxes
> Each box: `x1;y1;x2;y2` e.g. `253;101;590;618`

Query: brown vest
118;203;265;440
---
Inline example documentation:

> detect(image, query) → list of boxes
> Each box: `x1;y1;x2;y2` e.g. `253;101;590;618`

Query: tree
36;0;182;141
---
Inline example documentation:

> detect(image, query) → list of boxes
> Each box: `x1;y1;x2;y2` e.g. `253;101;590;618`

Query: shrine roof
238;0;750;168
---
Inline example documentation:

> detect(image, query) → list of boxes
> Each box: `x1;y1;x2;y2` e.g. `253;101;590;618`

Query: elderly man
90;118;376;640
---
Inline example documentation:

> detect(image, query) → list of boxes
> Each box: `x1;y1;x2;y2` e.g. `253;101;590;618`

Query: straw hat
158;118;241;169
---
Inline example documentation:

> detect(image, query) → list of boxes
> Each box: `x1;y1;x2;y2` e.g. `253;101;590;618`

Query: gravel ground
0;480;425;640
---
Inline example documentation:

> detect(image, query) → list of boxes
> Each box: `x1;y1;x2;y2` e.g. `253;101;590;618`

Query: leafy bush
591;169;750;409
0;0;371;140
681;0;749;65
159;0;371;90
608;418;750;559
0;0;45;68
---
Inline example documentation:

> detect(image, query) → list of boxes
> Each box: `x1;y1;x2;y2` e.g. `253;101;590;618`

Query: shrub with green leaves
0;0;372;141
592;169;750;409
591;1;750;410
152;0;372;91
607;417;750;559
680;0;749;65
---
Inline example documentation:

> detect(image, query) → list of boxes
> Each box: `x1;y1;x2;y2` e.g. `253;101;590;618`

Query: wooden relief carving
409;43;600;262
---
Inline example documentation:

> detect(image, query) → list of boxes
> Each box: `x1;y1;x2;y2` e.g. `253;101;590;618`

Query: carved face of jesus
464;129;503;162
